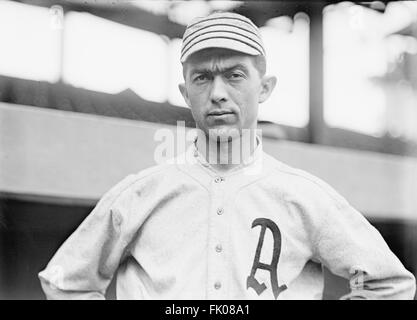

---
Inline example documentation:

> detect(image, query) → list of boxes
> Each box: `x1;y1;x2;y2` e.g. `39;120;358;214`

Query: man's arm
314;199;416;300
38;175;138;300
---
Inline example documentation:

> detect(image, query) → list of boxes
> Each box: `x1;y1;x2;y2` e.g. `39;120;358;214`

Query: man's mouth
208;110;235;116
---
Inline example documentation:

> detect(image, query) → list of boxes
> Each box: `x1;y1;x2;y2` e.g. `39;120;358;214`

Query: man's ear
258;76;277;104
179;83;191;108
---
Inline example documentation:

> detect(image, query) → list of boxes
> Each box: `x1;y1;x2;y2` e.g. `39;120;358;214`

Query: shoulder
263;152;349;209
100;162;179;207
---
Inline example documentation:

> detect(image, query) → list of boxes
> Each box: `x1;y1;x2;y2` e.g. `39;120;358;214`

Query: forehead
183;48;257;75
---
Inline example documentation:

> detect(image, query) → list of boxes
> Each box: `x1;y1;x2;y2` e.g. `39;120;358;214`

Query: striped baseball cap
180;11;266;63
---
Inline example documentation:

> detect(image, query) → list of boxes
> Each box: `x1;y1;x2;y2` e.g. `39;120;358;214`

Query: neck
196;129;258;173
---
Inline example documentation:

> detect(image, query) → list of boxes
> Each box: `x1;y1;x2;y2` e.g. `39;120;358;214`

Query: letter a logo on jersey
247;218;287;299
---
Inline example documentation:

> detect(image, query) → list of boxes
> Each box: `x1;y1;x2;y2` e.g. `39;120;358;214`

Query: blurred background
0;0;416;300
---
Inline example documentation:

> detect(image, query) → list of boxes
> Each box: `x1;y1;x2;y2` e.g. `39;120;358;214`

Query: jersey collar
189;134;264;177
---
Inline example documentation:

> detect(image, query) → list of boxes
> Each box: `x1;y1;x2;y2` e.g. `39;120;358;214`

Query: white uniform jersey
38;138;416;299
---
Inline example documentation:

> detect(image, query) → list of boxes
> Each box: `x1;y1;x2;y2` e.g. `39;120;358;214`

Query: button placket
207;174;229;298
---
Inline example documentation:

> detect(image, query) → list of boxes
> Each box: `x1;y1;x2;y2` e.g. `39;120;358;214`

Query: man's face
179;48;271;140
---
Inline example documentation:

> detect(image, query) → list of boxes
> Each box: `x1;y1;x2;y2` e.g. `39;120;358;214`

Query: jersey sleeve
38;174;140;300
312;192;416;300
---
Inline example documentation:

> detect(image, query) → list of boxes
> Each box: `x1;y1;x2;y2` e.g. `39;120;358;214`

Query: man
39;11;415;300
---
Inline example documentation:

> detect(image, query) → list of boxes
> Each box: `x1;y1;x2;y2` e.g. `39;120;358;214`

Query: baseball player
39;11;416;300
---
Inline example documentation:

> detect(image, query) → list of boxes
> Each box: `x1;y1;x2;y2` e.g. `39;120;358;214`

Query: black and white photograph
0;0;417;304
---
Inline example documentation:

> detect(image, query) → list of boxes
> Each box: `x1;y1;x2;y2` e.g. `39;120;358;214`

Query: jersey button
214;282;221;290
214;176;223;183
217;208;224;215
215;244;222;253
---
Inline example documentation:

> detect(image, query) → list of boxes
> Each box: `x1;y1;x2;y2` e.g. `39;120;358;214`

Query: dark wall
0;198;415;300
0;198;119;300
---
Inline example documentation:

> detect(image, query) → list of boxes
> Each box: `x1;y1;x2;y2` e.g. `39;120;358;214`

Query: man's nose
210;76;228;103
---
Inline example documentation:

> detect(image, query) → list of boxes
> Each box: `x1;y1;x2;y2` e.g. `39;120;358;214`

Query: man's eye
227;72;244;80
194;74;209;82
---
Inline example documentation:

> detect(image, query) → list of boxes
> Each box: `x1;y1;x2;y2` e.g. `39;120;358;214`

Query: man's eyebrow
190;63;249;76
190;68;210;76
223;63;249;74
